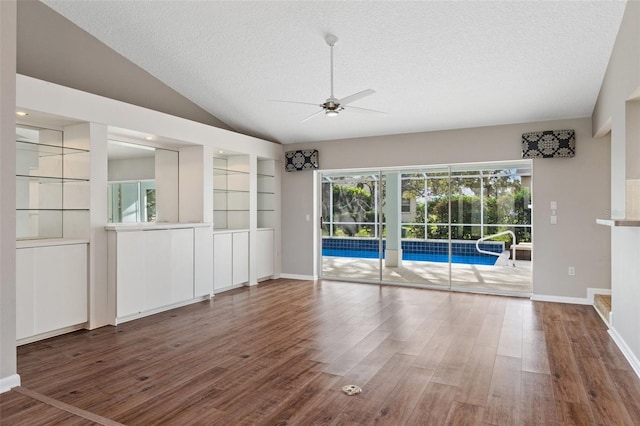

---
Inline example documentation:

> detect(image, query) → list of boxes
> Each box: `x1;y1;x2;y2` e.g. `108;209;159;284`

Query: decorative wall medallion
522;129;575;158
285;149;319;171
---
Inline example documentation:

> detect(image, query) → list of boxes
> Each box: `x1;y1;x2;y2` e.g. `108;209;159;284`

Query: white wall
282;117;611;300
0;0;19;392
592;1;640;374
107;156;155;181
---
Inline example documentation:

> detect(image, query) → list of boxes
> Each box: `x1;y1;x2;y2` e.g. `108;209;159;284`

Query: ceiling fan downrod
325;35;340;116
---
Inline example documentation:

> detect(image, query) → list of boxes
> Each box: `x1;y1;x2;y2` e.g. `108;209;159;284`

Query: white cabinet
194;226;213;297
257;229;274;280
213;230;249;292
115;228;194;318
233;232;249;285
213;232;233;291
113;231;146;318
107;224;211;323
16;242;88;341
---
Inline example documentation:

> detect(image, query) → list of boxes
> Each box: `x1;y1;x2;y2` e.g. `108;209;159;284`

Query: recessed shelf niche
213;155;250;230
16;124;89;240
258;158;276;229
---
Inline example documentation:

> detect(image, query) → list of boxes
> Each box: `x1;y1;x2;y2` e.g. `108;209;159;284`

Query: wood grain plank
3;279;640;425
371;366;434;425
454;344;497;406
444;401;485;425
519;371;559;425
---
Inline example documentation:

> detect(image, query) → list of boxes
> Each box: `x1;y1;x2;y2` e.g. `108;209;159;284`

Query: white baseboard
530;294;591;305
17;323;87;346
531;287;611;306
115;295;211;325
609;325;640;380
279;273;317;281
0;374;21;393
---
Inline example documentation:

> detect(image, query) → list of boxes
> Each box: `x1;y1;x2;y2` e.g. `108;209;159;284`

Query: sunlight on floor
322;256;532;294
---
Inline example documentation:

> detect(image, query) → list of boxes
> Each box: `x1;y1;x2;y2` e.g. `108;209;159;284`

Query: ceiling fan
271;34;388;122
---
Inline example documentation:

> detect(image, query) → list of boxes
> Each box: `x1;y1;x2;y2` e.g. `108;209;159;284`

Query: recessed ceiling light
16;111;29;117
144;136;154;141
218;150;225;154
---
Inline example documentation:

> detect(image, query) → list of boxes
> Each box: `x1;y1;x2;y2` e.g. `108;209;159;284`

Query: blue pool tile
322;237;504;266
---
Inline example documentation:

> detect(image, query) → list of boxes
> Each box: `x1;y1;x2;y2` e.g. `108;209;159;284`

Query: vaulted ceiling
42;0;627;144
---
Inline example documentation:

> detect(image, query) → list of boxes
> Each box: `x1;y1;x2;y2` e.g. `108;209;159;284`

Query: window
108;181;156;223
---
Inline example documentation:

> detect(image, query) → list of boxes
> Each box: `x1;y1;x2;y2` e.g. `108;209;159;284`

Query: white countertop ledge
596;218;640;227
17;238;89;249
105;222;213;231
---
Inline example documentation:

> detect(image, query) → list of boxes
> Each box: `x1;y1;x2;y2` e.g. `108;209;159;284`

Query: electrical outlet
568;266;575;276
550;201;557;210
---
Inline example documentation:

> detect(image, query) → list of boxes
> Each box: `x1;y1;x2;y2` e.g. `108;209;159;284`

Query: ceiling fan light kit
270;34;388;122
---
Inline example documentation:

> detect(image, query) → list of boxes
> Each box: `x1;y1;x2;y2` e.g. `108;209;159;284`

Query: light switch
305;214;310;221
550;215;557;225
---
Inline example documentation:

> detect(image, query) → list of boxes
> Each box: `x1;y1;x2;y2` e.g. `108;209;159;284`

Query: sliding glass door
398;168;451;288
318;161;532;295
321;172;384;282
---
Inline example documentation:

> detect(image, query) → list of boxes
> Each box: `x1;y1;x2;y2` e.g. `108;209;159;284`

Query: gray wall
17;0;233;132
282;117;611;299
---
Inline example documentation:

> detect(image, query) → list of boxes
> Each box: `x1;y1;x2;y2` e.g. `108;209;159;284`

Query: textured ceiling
42;0;627;144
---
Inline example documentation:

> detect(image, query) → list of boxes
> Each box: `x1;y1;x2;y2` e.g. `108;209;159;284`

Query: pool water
322;249;498;266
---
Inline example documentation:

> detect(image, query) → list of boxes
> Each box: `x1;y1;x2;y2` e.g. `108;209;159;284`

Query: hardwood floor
2;278;640;425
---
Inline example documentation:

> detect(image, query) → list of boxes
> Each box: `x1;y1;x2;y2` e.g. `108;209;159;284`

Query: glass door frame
315;170;385;283
314;160;533;296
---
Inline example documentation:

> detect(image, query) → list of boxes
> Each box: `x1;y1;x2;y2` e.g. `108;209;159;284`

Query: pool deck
322;256;532;295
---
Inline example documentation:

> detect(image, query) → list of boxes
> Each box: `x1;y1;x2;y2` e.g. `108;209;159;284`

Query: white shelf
596;218;640;227
105;222;212;232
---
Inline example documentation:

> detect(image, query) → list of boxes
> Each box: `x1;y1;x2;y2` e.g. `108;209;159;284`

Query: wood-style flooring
2;278;640;425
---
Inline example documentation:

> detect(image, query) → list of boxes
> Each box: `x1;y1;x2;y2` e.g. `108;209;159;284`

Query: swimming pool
322;237;504;266
322;248;498;265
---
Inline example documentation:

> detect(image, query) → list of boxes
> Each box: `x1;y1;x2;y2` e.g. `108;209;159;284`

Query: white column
155;149;179;222
65;122;109;329
384;172;403;267
249;154;258;285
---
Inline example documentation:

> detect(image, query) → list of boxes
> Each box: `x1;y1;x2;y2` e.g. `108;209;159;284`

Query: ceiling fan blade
269;99;320;107
338;89;376;105
301;109;325;123
346;105;389;115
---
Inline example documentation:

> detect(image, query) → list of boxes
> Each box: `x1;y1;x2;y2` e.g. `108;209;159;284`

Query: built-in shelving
258;158;276;229
16;125;90;240
213;156;250;230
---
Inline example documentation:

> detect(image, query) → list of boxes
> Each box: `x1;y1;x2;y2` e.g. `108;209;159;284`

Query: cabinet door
256;229;274;279
232;232;249;285
143;230;172;311
116;231;147;317
194;227;213;297
33;244;87;334
169;228;195;303
16;248;36;339
213;233;233;291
